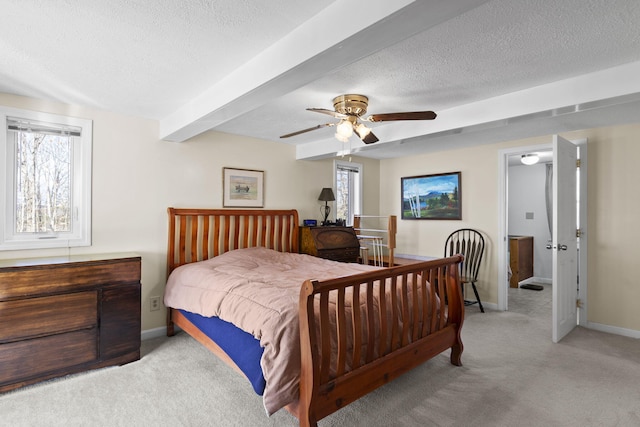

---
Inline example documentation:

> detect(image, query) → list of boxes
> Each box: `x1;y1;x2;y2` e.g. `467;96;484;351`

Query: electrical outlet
150;296;161;311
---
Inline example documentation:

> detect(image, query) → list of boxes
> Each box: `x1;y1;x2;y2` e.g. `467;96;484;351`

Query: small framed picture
223;167;264;208
401;171;461;220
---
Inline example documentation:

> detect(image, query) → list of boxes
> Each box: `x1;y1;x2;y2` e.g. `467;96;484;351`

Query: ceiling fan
279;94;437;144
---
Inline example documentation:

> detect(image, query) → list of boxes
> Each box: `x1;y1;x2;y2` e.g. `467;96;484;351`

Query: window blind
7;117;82;137
337;164;360;173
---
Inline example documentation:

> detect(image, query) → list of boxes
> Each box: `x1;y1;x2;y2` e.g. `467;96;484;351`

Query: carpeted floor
508;281;552;316
1;283;639;426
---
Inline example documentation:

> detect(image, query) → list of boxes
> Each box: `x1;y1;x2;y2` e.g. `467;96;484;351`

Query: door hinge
576;159;581;168
576;299;583;308
576;228;582;238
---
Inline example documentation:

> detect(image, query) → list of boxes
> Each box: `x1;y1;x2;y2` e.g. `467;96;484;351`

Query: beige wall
380;144;501;303
574;124;639;331
357;156;381;217
0;93;349;332
379;123;640;333
2;93;637;335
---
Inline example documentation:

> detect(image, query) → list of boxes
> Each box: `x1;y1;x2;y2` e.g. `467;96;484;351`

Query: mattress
179;309;266;395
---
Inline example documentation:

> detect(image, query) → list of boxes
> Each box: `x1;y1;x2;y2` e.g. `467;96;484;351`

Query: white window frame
333;159;363;226
0;107;92;250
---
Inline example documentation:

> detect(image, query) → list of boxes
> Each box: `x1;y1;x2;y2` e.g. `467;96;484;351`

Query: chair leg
470;282;484;313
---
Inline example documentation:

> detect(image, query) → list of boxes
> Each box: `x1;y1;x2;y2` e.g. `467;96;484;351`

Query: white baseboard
519;276;552;285
478;301;498;311
141;326;167;341
585;321;640;339
141;325;183;341
395;253;437;261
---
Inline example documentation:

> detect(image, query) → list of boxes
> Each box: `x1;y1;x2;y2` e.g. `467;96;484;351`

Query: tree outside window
14;131;71;233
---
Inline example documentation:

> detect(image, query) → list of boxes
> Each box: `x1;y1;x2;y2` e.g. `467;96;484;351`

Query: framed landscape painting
223;167;264;207
401;171;461;220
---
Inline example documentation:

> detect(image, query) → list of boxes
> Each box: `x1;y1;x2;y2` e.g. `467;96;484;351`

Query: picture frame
223;167;264;208
401;171;461;220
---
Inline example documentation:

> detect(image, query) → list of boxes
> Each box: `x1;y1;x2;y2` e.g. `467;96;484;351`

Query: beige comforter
163;246;380;415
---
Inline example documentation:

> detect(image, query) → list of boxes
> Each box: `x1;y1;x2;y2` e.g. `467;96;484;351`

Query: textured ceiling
1;0;640;160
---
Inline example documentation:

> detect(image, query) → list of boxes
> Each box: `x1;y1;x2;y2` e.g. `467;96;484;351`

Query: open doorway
498;139;588;340
506;150;553;316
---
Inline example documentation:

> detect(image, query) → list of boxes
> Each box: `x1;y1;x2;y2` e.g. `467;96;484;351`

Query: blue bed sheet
179;309;266;395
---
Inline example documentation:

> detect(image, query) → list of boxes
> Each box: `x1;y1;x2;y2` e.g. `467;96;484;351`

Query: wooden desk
299;226;360;263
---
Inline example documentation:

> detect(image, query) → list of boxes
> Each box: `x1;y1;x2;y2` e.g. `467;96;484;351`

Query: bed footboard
297;255;464;426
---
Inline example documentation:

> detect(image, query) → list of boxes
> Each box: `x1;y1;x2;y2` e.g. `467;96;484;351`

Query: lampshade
521;153;539;165
334;131;350;143
355;122;371;137
318;187;335;202
336;119;353;138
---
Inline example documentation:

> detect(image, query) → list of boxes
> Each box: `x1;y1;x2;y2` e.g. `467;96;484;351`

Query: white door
552;135;578;343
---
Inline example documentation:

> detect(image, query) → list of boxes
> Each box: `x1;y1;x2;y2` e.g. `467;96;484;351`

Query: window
1;107;92;250
334;160;362;226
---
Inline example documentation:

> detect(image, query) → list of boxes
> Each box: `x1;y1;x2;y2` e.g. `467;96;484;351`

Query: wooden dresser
0;253;141;392
509;236;534;288
299;226;360;263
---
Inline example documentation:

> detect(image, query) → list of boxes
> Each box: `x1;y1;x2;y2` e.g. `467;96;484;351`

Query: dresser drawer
0;329;98;384
0;291;97;343
0;257;140;299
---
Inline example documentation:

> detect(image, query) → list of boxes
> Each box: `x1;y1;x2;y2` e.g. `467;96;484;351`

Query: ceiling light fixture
334;119;374;144
354;122;371;137
335;119;353;138
521;153;540;165
334;132;350;143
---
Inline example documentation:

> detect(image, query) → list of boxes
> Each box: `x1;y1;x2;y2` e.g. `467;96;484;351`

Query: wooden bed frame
165;208;464;427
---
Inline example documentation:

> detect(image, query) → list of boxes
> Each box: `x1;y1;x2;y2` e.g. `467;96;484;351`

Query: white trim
576;139;588;325
141;326;170;341
585;322;640;340
0;106;92;251
333;159;363;225
394;253;437;262
478;301;498;311
498;138;588;325
498;142;553;311
498;142;553;312
520;276;553;286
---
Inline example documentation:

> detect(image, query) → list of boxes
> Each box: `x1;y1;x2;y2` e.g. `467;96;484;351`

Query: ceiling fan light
334;131;350;143
336;119;353;138
521;153;540;165
355;122;371;137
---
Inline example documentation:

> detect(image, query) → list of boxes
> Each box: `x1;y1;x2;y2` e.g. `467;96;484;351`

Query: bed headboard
167;208;300;276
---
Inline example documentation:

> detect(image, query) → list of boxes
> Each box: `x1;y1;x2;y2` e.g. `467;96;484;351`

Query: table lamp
318;187;335;226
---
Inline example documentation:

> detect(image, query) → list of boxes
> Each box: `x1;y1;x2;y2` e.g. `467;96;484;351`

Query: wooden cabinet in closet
509;236;534;288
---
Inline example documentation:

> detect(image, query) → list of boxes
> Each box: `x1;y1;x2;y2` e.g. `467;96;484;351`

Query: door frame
497;139;587;326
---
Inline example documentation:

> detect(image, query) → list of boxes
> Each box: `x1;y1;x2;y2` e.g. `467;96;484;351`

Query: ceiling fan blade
365;111;437;122
307;108;347;119
280;123;334;139
354;126;379;144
